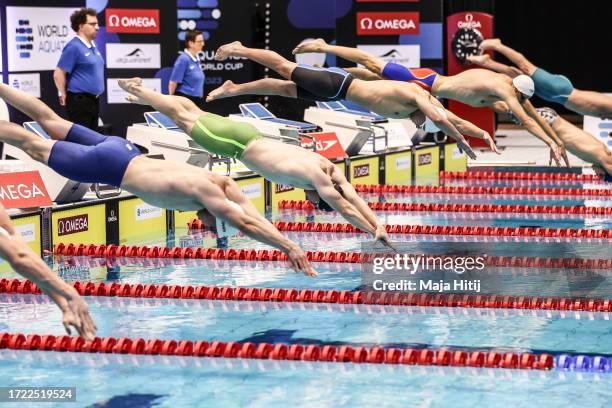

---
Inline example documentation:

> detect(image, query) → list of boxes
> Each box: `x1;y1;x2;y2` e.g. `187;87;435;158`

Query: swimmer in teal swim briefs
292;39;568;166
471;38;612;119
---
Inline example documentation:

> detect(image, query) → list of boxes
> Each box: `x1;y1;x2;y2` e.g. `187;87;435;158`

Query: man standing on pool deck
472;39;612;119
209;42;491;160
292;39;567;165
0;83;316;276
0;203;97;340
117;78;394;248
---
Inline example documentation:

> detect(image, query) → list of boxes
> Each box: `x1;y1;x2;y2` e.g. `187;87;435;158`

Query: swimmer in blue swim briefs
292;39;568;166
0;83;316;276
471;38;612;119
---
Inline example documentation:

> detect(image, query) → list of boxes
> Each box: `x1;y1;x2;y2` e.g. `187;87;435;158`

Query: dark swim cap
317;184;344;212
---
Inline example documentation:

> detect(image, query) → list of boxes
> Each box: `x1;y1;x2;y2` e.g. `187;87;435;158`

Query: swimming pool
1;173;610;407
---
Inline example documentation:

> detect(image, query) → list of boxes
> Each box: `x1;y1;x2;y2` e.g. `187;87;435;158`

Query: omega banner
335;1;443;70
6;6;77;72
446;12;494;148
0;171;52;209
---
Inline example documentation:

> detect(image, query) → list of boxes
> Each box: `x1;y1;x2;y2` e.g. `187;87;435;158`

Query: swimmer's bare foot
292;38;328;55
125;95;147;105
466;54;491;65
479;38;502;51
206;80;236;102
215;41;243;61
118;77;143;93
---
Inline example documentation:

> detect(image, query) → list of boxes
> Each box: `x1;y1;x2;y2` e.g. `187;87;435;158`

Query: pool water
0;178;610;407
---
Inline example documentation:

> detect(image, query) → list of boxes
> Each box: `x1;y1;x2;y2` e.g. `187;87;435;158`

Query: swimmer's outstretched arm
0;205;97;339
443;108;500;154
521;100;569;166
203;180;317;276
310;172;377;236
503;96;563;166
332;175;395;249
293;39;386;77
479;39;537;76
406;88;477;159
466;54;523;78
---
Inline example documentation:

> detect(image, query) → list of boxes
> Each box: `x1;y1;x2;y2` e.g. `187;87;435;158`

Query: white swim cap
215;199;244;238
512;75;535;98
422;106;448;133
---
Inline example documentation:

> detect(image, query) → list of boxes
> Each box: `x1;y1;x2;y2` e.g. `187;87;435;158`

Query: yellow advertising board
236;176;265;213
119;198;166;245
271;183;306;208
52;204;106;246
349;156;379;185
414;146;440;185
0;213;42;277
444;143;468;172
384;150;412;185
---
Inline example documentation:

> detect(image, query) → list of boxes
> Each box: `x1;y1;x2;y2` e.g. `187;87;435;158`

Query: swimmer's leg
207;79;297;102
0;120;54;164
295;40;386;77
479;39;537;76
118;79;200;133
566;90;612;119
0;83;71;139
215;42;297;79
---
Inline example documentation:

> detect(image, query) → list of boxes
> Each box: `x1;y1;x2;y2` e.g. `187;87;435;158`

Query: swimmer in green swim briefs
470;38;612;119
118;78;394;248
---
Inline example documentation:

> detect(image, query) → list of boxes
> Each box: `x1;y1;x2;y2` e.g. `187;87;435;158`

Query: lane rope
3;278;611;313
0;332;555;370
52;243;612;269
277;200;612;215
353;184;610;197
440;171;603;181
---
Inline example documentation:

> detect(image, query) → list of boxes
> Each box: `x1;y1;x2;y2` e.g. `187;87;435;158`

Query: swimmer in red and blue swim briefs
381;63;439;92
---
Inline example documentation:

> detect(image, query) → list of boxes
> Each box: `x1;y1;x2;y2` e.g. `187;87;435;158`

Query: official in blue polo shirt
169;30;206;108
53;8;104;131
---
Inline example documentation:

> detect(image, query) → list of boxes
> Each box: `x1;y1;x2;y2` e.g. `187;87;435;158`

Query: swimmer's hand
548;144;562;167
375;226;397;252
453;135;477;160
483;131;501;154
53;286;97;341
559;145;570;167
286;245;318;277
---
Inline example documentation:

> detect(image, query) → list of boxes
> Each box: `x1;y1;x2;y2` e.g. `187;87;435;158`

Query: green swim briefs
190;113;262;159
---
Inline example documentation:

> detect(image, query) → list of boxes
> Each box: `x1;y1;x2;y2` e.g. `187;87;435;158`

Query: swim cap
536;107;558;126
317;184;344;212
512;75;535;98
215;199;243;237
419;106;447;133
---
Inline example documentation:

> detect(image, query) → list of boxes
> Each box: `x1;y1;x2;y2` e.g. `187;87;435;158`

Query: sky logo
15;19;33;59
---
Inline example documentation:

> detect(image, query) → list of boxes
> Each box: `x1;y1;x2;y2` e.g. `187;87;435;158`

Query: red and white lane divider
353;184;610;197
52;243;612;270
3;278;611;313
0;332;553;370
440;171;602;181
277;200;612;215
